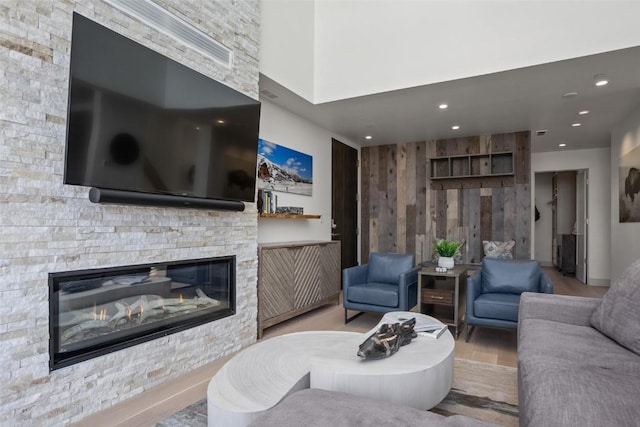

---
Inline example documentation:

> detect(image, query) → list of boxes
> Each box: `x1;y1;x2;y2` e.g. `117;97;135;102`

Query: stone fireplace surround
0;1;260;424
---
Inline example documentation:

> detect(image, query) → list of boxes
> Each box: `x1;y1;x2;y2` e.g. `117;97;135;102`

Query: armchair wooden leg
465;325;475;342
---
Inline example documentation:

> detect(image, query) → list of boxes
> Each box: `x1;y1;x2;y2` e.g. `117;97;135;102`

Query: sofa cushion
519;356;640;427
519;318;640;373
347;283;398;307
367;252;414;285
482;240;515;259
473;293;521;322
481;258;541;294
519;318;640;427
590;258;640;355
249;388;499;427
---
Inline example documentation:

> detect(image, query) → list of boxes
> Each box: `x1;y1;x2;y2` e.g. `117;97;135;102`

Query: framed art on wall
620;144;640;222
257;138;313;196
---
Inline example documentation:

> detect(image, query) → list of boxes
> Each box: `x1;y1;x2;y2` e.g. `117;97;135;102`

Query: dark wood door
332;139;358;274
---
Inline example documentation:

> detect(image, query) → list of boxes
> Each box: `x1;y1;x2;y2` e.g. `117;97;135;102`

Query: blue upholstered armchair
343;252;418;323
465;258;553;341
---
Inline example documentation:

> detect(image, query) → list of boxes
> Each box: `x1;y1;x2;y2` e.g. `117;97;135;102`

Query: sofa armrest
398;267;419;309
466;273;482;319
539;272;553;294
342;264;368;293
518;292;601;327
398;267;418;288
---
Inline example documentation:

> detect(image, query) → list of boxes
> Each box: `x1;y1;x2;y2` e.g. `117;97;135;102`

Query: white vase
438;256;455;270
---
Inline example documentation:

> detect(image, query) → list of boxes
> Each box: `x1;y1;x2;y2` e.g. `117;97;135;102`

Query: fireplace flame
92;304;107;321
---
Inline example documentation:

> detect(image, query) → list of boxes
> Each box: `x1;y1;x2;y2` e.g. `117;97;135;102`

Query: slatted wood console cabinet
257;240;341;338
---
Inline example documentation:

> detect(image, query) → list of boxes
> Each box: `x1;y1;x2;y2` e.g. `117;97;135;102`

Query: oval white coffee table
207;311;454;427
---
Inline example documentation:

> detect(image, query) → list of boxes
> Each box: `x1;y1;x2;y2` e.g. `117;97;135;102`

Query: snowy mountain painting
257;139;313;196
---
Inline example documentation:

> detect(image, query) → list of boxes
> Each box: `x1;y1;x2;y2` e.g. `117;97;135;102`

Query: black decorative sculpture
357;317;417;360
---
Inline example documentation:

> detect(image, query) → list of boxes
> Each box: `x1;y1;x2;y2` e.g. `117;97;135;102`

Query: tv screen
65;13;260;203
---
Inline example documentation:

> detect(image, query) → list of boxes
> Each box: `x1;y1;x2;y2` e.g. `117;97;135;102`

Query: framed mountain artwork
257;139;313;196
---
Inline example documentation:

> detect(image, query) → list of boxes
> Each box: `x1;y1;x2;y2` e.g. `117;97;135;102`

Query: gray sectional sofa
518;260;640;426
248;388;498;427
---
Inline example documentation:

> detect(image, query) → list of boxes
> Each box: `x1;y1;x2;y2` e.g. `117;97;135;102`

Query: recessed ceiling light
578;110;590;115
594;74;609;87
216;119;225;124
365;135;372;140
559;143;567;147
572;123;581;127
451;125;460;130
563;92;578;98
438;103;448;110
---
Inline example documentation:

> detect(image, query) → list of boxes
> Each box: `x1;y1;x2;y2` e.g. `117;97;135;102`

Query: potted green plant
433;239;462;269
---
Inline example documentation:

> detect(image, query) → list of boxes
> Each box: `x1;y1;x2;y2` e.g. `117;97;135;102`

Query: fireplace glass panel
49;256;235;370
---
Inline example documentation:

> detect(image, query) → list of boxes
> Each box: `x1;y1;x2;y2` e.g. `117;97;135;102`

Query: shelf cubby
430;151;514;180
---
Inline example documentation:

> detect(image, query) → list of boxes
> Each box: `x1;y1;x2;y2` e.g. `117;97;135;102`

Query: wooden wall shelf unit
257;240;341;338
360;130;531;264
258;213;321;219
430;151;514;179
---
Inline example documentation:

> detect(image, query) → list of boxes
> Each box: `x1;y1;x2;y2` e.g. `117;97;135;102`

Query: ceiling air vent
104;0;233;67
536;130;547;136
259;89;278;99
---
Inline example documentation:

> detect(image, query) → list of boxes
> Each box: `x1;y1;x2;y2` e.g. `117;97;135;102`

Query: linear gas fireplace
49;256;235;370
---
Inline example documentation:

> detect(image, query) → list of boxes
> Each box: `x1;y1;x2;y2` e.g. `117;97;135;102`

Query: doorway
575;170;588;283
534;169;588;283
331;139;358;273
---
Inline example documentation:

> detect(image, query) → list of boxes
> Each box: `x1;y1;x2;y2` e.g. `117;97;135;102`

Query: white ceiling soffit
104;0;233;67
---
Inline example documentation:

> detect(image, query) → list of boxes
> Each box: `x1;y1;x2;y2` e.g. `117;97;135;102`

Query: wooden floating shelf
259;213;321;219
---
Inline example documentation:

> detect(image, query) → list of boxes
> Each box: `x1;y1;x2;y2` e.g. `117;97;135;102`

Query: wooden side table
418;266;468;338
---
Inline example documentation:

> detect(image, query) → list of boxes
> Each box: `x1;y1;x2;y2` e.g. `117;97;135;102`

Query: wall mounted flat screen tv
65;13;261;203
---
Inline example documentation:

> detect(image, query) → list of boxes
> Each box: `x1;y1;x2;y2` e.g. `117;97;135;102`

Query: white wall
610;105;640;283
534;172;553;265
532;148;610;285
258;100;358;244
260;0;315;101
262;0;640;103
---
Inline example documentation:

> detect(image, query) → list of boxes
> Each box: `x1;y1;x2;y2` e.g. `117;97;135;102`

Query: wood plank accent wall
361;131;530;264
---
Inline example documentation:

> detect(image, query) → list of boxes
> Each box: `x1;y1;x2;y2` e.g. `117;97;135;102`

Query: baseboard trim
69;356;231;426
587;278;610;287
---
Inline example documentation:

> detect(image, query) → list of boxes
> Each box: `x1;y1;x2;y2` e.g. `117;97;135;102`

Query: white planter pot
438;256;455;270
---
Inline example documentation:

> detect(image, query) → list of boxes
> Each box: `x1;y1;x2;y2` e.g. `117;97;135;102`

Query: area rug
432;358;519;426
155;358;518;427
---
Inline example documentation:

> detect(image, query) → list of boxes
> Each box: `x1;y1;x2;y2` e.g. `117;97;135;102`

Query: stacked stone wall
0;1;260;423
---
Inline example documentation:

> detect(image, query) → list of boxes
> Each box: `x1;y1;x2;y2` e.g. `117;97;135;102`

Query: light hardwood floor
73;268;607;427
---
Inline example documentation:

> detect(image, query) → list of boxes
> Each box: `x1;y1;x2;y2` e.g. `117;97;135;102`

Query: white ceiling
259;45;640;153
